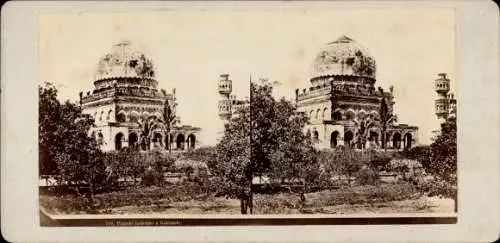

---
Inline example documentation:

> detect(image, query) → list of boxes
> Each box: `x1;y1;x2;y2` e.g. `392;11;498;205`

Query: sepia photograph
36;8;459;225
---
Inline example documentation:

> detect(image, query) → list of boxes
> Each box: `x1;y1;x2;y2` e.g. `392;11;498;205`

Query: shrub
39;194;94;214
318;148;365;186
387;159;426;185
367;150;396;170
253;193;302;214
419;179;456;198
355;166;379;185
174;158;210;181
141;167;163;186
309;182;422;207
397;146;432;171
101;150;180;188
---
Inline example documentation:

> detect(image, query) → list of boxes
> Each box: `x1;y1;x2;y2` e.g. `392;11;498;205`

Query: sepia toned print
38;9;457;226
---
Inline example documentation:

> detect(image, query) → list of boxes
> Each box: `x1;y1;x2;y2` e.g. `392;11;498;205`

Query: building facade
295;35;418;150
80;41;201;152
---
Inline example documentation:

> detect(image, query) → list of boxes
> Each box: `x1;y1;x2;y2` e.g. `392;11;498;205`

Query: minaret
218;74;233;122
434;73;456;121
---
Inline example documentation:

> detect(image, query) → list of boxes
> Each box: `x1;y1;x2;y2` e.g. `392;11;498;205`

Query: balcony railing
81;87;168;104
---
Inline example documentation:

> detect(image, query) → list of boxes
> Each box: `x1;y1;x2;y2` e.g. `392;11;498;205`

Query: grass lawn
39;182;454;215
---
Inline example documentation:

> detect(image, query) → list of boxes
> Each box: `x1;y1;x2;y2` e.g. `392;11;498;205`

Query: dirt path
86;196;454;215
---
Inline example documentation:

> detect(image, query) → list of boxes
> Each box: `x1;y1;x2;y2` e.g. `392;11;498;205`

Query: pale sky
39;9;455;145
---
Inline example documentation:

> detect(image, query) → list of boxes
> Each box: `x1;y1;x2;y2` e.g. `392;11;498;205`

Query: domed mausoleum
80;41;201;152
295;35;418;150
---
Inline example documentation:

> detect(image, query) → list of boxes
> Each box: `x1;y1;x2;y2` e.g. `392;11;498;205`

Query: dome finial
114;39;131;47
329;35;354;44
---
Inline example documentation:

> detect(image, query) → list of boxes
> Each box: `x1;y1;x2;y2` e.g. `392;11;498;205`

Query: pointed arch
187;134;196;149
403;133;413;149
152;132;163;148
346;109;355;121
107;109;113;121
116;111;127;123
313;130;319;142
322;107;329;120
344;130;354;148
176;133;186;150
332;109;343;121
392;132;402;149
358;109;367;119
129;111;139;123
128;132;138;148
368;130;380;148
115;132;124;150
330;130;340;148
142;111;150;120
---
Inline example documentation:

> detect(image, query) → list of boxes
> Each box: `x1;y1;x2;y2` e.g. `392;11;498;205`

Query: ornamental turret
435;73;450;95
218;74;233;120
434;73;456;120
218;74;232;95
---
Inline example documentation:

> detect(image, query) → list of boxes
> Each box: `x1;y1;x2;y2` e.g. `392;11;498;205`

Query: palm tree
379;98;397;151
353;114;379;150
137;117;154;151
137;116;166;151
161;99;177;153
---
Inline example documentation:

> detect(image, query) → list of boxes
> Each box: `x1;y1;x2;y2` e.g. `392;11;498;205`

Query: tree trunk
454;194;458;213
240;184;253;215
240;197;248;214
169;137;172;154
167;130;172;154
88;175;95;209
89;184;94;203
382;132;386;151
299;185;306;209
249;191;253;215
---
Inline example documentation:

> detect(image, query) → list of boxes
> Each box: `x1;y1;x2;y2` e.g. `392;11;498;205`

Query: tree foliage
428;117;457;199
267;98;319;187
214;81;317;214
213;101;251;213
54;101;104;185
39;83;61;175
39;82;106;198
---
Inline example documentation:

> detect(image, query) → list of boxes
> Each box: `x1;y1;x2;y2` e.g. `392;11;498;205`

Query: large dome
95;41;156;81
311;35;376;80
